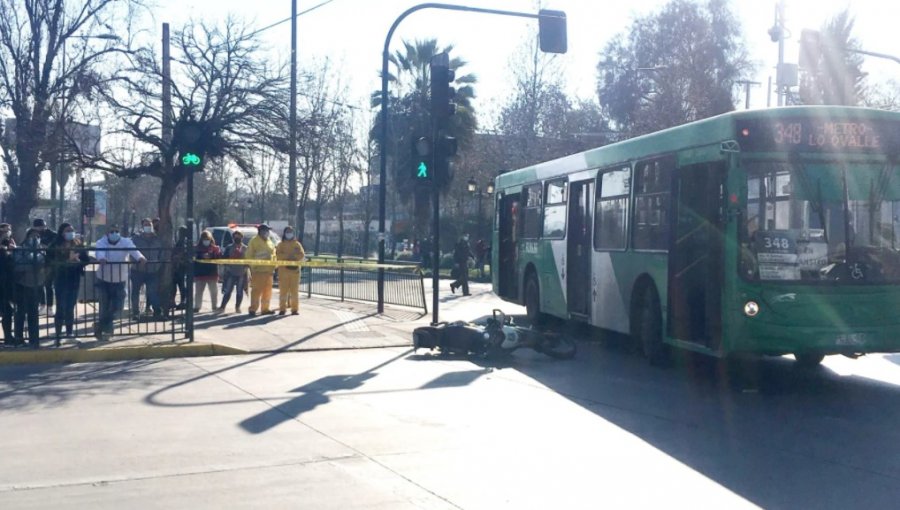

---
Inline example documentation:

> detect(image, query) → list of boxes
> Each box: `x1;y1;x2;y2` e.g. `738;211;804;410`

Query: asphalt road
1;315;899;509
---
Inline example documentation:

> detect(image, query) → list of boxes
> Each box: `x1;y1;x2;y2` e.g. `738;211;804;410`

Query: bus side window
633;157;673;250
594;166;631;250
522;184;542;238
543;179;567;238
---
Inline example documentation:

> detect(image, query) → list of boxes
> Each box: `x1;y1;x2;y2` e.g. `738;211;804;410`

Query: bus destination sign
737;117;900;153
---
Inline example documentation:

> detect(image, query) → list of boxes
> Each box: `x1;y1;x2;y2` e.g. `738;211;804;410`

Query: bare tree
0;0;140;235
86;18;284;247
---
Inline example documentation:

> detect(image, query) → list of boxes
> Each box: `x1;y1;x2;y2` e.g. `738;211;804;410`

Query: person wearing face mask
47;223;90;345
193;230;222;313
13;228;47;347
218;231;249;313
0;223;18;344
32;218;56;313
275;226;306;315
245;224;276;316
131;218;164;319
95;226;146;341
171;226;190;310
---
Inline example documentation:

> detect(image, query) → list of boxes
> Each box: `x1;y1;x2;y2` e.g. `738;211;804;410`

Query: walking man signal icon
417;161;429;178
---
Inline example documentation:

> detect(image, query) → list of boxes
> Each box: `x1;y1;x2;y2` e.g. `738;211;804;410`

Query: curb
0;343;248;366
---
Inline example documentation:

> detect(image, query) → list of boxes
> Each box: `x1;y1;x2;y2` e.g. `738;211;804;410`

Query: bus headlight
743;301;760;317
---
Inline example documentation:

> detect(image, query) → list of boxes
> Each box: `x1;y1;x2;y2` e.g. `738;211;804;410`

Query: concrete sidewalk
0;281;512;365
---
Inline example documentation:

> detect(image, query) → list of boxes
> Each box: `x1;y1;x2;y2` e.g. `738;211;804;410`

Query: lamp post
234;197;252;224
467;178;494;244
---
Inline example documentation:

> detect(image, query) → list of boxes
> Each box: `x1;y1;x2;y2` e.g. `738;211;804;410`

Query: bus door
567;180;594;317
498;193;520;299
668;162;725;347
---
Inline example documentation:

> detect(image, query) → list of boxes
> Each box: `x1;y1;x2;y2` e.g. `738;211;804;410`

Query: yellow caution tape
196;258;421;272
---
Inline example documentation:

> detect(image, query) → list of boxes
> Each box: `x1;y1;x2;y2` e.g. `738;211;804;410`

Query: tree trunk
362;218;371;259
337;199;345;258
314;201;322;256
156;175;181;310
296;205;306;241
6;164;41;240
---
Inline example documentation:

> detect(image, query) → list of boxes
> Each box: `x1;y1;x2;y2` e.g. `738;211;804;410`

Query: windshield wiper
791;158;828;243
841;165;853;254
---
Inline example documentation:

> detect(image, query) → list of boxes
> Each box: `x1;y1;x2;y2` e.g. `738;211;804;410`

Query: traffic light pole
378;3;564;316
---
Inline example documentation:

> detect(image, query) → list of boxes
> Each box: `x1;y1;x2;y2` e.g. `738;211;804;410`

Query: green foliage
440;253;455;270
799;9;866;106
370;39;478;238
596;0;752;136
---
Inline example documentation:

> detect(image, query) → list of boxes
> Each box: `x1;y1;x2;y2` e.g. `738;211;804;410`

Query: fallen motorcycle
412;309;576;360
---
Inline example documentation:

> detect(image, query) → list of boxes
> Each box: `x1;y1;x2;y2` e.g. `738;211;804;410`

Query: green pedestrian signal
182;152;202;166
411;136;432;182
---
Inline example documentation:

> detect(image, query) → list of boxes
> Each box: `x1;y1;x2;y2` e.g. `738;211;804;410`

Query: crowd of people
0;219;307;348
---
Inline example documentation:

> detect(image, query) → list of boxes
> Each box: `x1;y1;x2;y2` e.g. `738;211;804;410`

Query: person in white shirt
94;226;146;341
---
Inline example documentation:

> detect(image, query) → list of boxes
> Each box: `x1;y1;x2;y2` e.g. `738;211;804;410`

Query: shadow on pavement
476;322;900;509
0;359;165;411
143;312;380;410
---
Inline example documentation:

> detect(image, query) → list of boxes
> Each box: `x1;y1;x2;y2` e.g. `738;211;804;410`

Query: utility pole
768;1;787;106
736;80;761;109
289;0;298;231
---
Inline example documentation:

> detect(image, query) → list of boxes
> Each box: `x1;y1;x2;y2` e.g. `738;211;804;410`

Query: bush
440;253;455;270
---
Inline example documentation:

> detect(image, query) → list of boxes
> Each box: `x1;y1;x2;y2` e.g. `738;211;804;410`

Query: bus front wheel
636;289;668;366
524;274;545;328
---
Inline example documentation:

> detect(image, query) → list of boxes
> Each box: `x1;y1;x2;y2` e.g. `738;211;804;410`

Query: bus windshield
741;159;900;283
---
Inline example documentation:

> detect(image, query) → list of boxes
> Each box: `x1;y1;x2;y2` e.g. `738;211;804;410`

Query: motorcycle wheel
536;333;577;359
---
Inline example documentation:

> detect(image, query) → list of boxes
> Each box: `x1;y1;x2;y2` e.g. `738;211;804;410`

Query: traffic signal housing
174;117;207;172
412;136;433;182
430;53;456;129
538;10;568;54
83;189;95;218
435;135;457;186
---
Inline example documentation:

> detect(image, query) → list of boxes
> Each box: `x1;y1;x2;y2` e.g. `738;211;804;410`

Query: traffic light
538;10;568;54
430;52;456;129
83;189;95;218
435;135;457;186
175;117;207;172
412;136;433;182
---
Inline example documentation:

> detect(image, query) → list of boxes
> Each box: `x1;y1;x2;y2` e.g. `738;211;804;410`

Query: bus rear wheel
794;352;825;368
636;289;668;366
524;274;545;328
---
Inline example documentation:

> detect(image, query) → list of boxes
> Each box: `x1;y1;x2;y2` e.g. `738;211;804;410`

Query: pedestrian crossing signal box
412;136;433;182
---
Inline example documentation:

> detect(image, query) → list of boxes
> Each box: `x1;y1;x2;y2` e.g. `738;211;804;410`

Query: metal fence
299;259;426;312
0;247;186;347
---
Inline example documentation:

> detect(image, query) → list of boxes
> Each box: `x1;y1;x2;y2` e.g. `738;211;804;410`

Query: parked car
208;224;280;248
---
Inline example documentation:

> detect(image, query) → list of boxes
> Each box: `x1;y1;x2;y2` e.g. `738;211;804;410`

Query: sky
150;0;900;121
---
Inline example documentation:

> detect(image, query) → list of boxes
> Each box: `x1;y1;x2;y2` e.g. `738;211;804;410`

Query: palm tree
371;39;478;243
799;9;866;106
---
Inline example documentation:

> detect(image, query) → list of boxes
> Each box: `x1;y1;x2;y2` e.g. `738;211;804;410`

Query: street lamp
467;178;494;243
234;197;252;224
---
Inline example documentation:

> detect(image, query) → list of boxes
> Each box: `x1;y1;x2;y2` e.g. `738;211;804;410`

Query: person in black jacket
48;223;90;345
450;234;474;296
14;228;46;348
0;223;16;345
32;218;57;310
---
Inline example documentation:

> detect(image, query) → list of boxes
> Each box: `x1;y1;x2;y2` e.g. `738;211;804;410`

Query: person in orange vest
275;226;306;315
245;224;276;316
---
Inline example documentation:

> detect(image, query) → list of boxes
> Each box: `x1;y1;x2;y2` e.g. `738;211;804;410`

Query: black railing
300;265;426;311
0;247;185;347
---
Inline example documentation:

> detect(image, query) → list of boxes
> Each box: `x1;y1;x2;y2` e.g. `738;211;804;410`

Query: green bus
491;106;900;366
